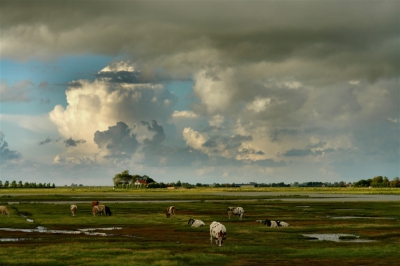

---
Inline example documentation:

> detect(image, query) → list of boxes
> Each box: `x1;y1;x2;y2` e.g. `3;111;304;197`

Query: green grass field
0;188;399;265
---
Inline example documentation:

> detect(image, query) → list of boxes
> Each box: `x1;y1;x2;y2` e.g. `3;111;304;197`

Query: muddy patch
303;233;375;242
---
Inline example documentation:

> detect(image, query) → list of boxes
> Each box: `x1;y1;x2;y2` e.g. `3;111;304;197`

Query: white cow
210;221;226;246
70;205;77;216
92;205;106;216
187;218;205;227
166;206;176;218
0;206;10;217
264;219;289;227
227;207;244;220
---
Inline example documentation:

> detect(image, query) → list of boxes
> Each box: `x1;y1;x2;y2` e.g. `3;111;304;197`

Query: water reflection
0;226;138;238
303;233;375;242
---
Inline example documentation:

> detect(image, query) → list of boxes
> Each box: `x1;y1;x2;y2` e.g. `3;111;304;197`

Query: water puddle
329;216;395;219
303;233;375;242
334;209;364;211
0;238;41;242
0;226;139;238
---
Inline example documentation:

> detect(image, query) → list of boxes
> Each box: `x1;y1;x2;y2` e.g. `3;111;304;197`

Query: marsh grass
0;190;399;265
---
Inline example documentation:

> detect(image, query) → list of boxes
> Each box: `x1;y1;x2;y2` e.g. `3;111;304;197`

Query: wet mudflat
0;190;399;265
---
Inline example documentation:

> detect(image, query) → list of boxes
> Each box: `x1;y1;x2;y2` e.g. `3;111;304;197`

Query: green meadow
0;187;399;265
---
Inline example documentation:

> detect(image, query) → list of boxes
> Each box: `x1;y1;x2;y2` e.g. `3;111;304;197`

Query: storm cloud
0;1;398;184
94;121;139;159
64;138;86;147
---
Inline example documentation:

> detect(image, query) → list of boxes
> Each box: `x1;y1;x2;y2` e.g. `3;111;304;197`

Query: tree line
111;170;400;189
0;180;55;188
352;176;400;188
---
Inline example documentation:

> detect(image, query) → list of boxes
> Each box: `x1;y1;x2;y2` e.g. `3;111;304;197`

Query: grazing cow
166;206;175;218
264;219;289;227
227;207;245;220
210;221;226;246
70;205;77;216
92;204;106;216
91;201;100;207
187;218;205;227
105;206;112;216
0;206;10;217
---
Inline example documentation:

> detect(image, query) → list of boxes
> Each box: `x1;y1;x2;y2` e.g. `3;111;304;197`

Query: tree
0;181;2;188
11;180;17;188
143;175;155;183
390;177;400;187
17;181;23;188
382;177;389;187
4;180;9;188
24;182;29;188
113;170;133;186
371;176;383;187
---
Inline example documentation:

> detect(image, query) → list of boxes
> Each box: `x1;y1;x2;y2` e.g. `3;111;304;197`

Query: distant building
239;182;257;188
134;179;148;188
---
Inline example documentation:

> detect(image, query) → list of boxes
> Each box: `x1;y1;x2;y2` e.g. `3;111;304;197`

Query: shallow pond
0;226;139;237
303;233;375;242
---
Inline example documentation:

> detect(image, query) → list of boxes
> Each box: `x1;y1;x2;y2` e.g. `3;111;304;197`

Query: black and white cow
210;221;226;246
187;218;205;227
264;219;289;227
227;207;245;220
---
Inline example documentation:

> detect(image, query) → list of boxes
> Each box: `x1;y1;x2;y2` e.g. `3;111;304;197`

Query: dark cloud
141;120;165;145
282;148;335;157
270;128;299;142
0;80;33;102
97;71;142;84
239;148;264;156
94;122;139;158
202;134;252;150
0;131;22;164
2;1;397;82
39;137;61;145
39;137;51;145
64;138;86;147
96;70;182;84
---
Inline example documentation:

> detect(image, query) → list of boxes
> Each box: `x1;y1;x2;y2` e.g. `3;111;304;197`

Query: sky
0;0;399;186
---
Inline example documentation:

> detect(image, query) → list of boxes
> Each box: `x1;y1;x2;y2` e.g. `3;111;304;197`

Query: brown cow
0;206;10;217
91;201;100;207
92;204;106;216
70;205;77;216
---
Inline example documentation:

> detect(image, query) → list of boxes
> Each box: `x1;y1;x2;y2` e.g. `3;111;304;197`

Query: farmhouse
134;179;148;188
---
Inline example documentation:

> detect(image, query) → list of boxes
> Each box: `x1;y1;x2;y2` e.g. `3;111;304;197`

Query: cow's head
188;218;194;225
264;219;271;227
217;230;226;246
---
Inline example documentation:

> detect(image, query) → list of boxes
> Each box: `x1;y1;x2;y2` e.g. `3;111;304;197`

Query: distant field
0;189;399;265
